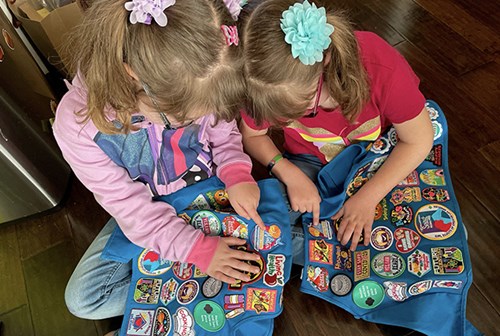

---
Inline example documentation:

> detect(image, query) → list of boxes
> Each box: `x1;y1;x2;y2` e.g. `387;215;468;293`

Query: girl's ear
123;63;140;82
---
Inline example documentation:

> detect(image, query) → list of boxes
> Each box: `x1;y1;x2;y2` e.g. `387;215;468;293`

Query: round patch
370;226;393;251
202;277;223;298
371;137;391;154
391;205;413;227
415;204;457;240
172;262;193;281
393;227;420;254
409;280;433;296
251;224;282;251
153;307;172;335
371;252;405;279
330;274;352;296
432;120;443;140
408;249;431;277
160;278;178;306
191;211;222;236
138;249;173;276
194;300;226;332
427;106;439;120
352;281;385;309
176;280;199;305
383;281;408;302
222;215;248;239
2;29;14;50
387;128;398;146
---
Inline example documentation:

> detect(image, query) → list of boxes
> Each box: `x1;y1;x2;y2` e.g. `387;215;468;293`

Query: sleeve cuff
185;234;220;273
218;162;256;189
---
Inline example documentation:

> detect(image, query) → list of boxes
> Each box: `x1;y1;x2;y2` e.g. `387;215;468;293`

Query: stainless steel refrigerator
0;2;70;224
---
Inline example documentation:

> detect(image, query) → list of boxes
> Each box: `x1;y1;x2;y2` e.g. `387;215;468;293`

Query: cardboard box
8;0;82;73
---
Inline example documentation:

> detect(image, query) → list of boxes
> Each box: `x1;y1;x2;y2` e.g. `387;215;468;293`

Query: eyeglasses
142;82;193;130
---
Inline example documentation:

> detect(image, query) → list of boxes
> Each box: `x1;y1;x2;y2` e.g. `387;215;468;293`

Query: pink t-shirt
242;31;426;164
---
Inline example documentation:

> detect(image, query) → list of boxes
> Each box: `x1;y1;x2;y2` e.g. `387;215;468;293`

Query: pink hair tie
124;0;175;27
221;25;239;46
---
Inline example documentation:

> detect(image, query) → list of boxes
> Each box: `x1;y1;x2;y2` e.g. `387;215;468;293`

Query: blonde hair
241;0;370;127
63;0;244;133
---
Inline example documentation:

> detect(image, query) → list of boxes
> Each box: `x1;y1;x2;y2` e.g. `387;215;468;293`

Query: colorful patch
371;137;391;154
173;307;195;336
307;219;333;239
306;266;329;292
407;250;431;277
371;252;405;279
433;280;463;289
251;224;283;251
426;105;439;120
309;239;333;264
160;279;178;306
193;300;226;332
187;194;211;210
193;266;207;278
191;210;222;236
394;228;420;254
222;216;248;239
409;280;433;296
390;187;422;206
228;245;265;290
374;199;389;221
153;307;172;336
225;308;245;319
138;249;173;276
370;226;393;251
368;155;388;173
176;280;199;305
134;278;162;304
207;189;232;210
390;205;413;227
263;254;286;287
383;281;408;302
432;120;443;140
425;145;443;166
387;128;398;146
127;309;154;336
224;294;245;310
178;212;191;224
420;169;446;186
333;219;364;244
172;262;193;281
346;175;369;196
398;170;419;187
334;245;353;271
330;274;352;296
354;250;370;282
245;288;277;314
352;281;385;309
202;277;222;298
415;204;457;240
431;247;464;275
422;187;450;202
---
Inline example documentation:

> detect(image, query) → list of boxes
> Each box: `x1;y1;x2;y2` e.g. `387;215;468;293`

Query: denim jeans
65;218;131;319
280;153;324;266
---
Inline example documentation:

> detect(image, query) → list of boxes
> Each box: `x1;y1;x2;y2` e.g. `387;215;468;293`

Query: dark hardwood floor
0;0;498;335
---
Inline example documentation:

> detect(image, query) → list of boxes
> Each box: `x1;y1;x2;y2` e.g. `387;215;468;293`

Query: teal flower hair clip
280;0;335;65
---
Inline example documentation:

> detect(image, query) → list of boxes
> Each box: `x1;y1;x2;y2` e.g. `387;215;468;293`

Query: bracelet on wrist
267;153;284;173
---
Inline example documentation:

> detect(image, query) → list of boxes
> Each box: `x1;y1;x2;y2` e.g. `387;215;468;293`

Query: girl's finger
229;259;260;274
221;236;247;246
224;267;251;283
350;227;363;251
232;249;260;261
214;271;237;285
331;206;344;220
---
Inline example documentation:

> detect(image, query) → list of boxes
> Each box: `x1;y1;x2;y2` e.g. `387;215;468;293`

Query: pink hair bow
124;0;175;27
221;25;239;46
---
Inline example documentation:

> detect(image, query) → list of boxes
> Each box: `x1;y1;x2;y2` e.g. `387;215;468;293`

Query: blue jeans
280;153;324;266
65;218;131;319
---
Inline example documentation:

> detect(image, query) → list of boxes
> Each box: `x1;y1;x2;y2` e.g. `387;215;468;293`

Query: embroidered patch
222;215;248;239
390;187;422;206
397;170;419;187
409;280;433;296
425;145;443;166
251;224;283;251
371;252;405;279
172;262;193;281
422;187;450;202
368;155;388;173
330;274;352;296
193;300;226;332
306;266;329;292
407;249;431;277
228;246;265;290
420;169;446;186
224;294;245;310
371;137;391;154
334;245;353;271
193;266;207;278
391;205;413;227
307;219;334;239
202;277;223;298
352;281;385;309
370;226;393;251
431;247;464;275
374;199;389;221
383;281;408;302
134;278;162;304
173;307;195;336
433;280;463;289
432;120;443;140
394;227;420;254
191;210;222;236
126;309;154;336
138;249;173;276
160;279;178;306
387;128;398;146
245;288;277;314
263;254;286;287
176;280;199;305
153;307;172;336
309;239;333;264
354;250;370;282
415;204;457;240
426;105;439;120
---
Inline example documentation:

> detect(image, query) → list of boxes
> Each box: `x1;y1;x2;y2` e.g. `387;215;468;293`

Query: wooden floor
0;0;499;335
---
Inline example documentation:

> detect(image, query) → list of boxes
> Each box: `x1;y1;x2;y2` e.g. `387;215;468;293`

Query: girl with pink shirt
53;0;263;321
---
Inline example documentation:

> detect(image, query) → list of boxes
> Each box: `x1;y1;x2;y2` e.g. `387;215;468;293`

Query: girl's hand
333;194;377;251
226;183;266;230
206;237;262;284
285;169;321;226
